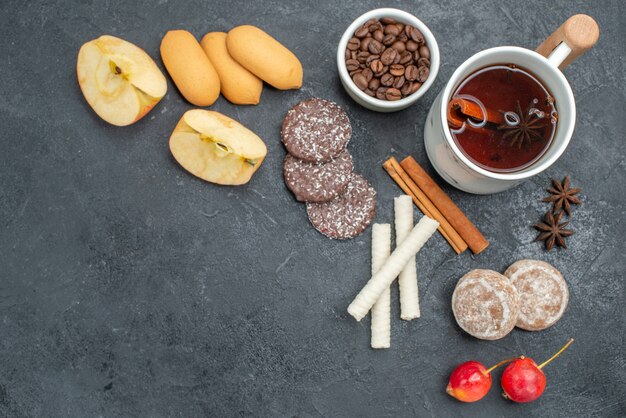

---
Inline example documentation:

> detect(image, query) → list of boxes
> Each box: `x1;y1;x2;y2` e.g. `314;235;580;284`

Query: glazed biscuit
452;269;519;340
504;260;569;331
160;30;220;106
200;32;262;105
226;25;302;90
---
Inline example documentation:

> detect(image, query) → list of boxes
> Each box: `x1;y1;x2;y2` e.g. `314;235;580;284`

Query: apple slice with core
170;110;267;185
77;35;167;126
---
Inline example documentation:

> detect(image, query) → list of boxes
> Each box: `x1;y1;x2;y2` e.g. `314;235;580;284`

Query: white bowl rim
337;8;440;110
438;46;576;181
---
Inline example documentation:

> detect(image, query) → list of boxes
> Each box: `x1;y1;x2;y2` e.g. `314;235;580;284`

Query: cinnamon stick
383;158;467;254
447;97;505;128
400;156;489;255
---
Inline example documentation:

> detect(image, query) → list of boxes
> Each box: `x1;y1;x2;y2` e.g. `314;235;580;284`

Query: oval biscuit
160;30;220;106
201;32;262;105
226;25;302;90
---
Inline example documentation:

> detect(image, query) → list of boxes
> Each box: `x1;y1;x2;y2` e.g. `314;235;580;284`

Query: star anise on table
498;101;546;148
543;175;581;215
533;211;575;251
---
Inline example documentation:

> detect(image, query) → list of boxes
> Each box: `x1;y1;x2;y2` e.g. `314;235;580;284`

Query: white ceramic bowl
337;8;440;112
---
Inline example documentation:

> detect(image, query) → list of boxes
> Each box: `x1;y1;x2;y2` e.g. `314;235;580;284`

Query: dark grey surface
1;0;624;416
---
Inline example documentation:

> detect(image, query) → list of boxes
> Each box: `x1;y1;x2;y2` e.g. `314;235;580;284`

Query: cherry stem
484;357;518;375
538;338;574;370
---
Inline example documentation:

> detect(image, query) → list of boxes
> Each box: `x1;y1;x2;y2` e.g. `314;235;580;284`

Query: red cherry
501;338;574;403
500;357;546;402
447;358;514;402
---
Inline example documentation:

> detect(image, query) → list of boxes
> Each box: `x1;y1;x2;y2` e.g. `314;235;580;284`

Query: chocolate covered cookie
504;260;569;331
452;269;519;341
281;98;352;162
306;173;376;240
284;150;353;203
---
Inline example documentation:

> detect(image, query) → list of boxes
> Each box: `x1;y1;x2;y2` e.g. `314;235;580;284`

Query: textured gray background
1;0;624;416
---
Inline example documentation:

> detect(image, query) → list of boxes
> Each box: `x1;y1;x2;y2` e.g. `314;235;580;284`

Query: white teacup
424;15;599;194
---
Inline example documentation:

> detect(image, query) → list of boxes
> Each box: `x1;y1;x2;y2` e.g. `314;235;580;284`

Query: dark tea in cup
446;64;558;172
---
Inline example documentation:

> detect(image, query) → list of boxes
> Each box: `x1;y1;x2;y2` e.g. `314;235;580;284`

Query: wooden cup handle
536;14;599;70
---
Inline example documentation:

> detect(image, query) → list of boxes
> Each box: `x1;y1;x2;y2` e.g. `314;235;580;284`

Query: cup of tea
424;15;599;194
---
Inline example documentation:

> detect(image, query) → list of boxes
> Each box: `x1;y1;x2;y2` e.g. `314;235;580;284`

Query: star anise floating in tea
498;101;546;149
534;211;575;251
543;176;581;215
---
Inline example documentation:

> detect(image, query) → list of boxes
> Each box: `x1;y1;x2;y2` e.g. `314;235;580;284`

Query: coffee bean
401;82;413;96
380;73;394;86
360;37;372;52
406;40;419;52
399;51;413;65
373;29;384;42
386;88;402;101
374;65;388;77
410;82;422;94
365;54;380;65
376;87;388;100
408;26;424;43
382;34;396;46
380;17;396;24
368;77;380;90
405;64;418;81
364;88;375;97
418;66;430;82
417;57;430;67
346;59;360;71
368;39;384;54
349;69;360;77
393;52;401;64
370;59;384;73
363;19;377;28
413;50;420;61
356;51;370;63
390;64;405;76
345;48;351;61
380;48;397;65
393;75;405;89
396;23;405;33
398;32;408;43
384;24;401;36
419;45;430;59
354;26;369;39
391;41;406;53
362;68;373;82
352;72;368;90
347;37;360;51
369;22;382;32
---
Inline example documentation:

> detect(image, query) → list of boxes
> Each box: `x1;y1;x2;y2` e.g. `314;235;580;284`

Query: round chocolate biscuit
452;269;519;341
306;173;376;240
504;260;569;331
281;98;352;162
284;150;353;203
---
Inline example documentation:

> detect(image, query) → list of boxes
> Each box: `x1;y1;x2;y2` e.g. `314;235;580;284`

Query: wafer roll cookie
348;216;439;321
370;224;391;349
395;195;420;320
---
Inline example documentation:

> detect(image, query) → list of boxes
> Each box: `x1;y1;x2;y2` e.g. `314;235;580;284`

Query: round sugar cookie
306;173;376;240
284;150;353;203
452;269;519;340
281;98;352;162
504;260;569;331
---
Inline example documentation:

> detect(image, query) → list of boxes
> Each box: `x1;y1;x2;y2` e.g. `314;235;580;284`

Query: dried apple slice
77;35;167;126
169;110;267;185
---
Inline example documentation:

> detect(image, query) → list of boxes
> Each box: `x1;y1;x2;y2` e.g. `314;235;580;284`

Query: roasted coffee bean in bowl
337;8;439;112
